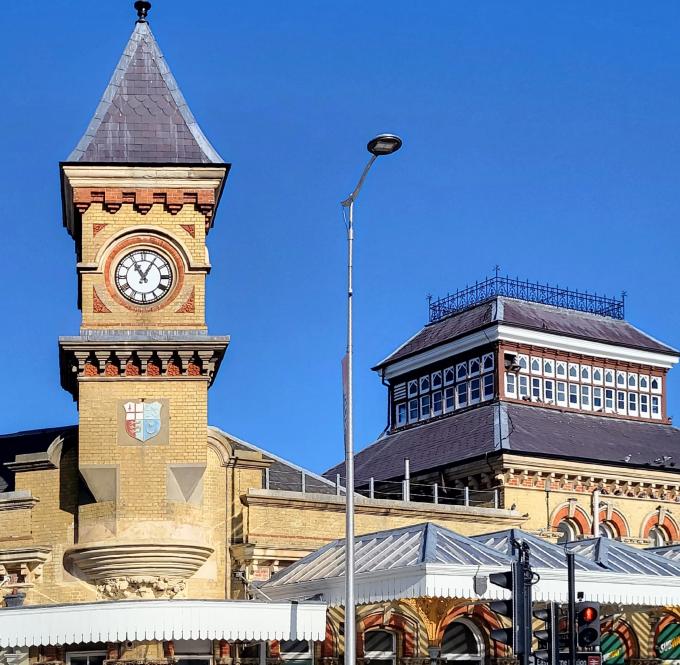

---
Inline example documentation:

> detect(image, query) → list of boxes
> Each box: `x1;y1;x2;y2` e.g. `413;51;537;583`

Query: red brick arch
438;603;504;657
642;511;680;541
357;610;419;657
550;503;591;534
599;508;630;538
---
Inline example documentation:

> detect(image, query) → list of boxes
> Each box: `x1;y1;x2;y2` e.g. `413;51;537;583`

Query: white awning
0;599;328;647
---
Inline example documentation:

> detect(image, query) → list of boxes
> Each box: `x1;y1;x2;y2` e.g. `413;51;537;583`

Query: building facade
2;6;680;665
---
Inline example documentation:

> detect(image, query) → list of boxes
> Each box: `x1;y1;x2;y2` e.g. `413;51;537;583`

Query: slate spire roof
68;19;222;163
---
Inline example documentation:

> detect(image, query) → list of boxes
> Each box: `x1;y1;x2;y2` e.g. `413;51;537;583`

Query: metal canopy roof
471;529;601;572
262;523;680;607
572;537;680;576
647;543;680;562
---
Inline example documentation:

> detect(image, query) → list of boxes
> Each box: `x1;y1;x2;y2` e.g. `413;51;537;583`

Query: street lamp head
367;134;402;156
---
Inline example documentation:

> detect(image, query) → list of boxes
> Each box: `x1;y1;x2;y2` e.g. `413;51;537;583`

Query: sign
601;632;625;665
657;621;680;660
535;653;601;665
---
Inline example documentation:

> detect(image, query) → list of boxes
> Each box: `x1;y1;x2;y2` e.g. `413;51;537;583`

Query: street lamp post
340;134;402;665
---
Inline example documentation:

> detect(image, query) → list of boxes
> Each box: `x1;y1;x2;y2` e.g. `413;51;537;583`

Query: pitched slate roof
375;297;678;370
68;20;222;163
324;402;680;482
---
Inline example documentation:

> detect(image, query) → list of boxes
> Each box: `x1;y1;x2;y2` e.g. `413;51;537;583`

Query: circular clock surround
104;236;185;312
115;249;174;304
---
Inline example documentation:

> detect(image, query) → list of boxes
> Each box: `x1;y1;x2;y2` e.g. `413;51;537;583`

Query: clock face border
104;235;185;312
115;249;174;305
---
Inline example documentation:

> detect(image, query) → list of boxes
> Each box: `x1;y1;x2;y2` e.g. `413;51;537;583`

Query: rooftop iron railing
427;275;625;323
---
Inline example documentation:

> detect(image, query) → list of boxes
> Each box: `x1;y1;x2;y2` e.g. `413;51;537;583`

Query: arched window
364;630;396;665
598;522;618;539
649;525;670;547
441;620;483;663
557;519;580;544
280;641;314;665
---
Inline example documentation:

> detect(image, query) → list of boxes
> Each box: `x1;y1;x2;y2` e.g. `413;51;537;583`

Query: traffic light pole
567;550;577;665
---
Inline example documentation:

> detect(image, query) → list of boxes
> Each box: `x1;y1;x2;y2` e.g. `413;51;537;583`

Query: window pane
442;622;479;656
432;371;442;388
569;384;579;406
433;391;442;415
581;385;590;407
457;363;467;380
593;387;602;408
506;373;516;395
483;374;494;399
531;358;541;373
470;378;480;401
544;359;554;374
281;641;310;655
640;394;649;414
482;354;494;371
365;631;394;653
629;393;637;411
469;358;480;375
617;392;626;410
409;399;419;421
532;378;542;400
396;403;406;426
457;382;468;407
445;387;455;411
420;376;430;393
408;380;418;397
444;368;455;385
420;394;431;418
519;376;529;397
557;382;566;402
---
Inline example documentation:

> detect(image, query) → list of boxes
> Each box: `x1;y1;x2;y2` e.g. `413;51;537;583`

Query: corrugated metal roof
265;523;513;588
471;529;601;572
571;538;680;576
647;544;680;562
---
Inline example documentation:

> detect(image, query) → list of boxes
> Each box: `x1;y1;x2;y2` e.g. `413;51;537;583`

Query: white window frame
432;390;443;416
457;381;468;408
604;388;615;413
279;640;314;665
580;384;591;410
396;403;407;427
444;386;455;413
420;375;430;394
639;374;650;392
616;371;627;388
408;398;419;423
443;366;455;386
651;376;662;394
469;377;481;405
604;369;615;386
628;391;638;416
468;357;481;377
482;373;494;401
530;357;542;375
592;367;603;385
593;386;603;411
543;358;555;377
420;394;431;419
456;363;468;381
617;390;627;415
568;384;579;408
640;393;649;417
531;377;542;402
568;363;579;380
651;395;662;419
556;361;567;378
544;378;554;403
505;372;516;397
482;353;494;373
519;375;529;399
431;370;443;390
364;630;396;665
580;365;591;383
518;354;529;373
407;380;418;398
628;373;638;390
441;617;484;663
556;381;567;407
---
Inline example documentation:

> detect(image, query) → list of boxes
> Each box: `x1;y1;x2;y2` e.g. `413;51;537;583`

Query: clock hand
131;257;147;282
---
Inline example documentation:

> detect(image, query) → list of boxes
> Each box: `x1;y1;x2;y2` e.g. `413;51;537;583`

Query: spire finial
134;1;151;22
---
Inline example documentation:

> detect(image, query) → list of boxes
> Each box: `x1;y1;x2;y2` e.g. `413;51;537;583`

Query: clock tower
58;3;230;596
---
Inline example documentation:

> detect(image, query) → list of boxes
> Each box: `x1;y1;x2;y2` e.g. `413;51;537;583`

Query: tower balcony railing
428;275;625;323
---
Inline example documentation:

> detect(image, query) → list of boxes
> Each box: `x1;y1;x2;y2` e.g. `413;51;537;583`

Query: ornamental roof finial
134;1;151;22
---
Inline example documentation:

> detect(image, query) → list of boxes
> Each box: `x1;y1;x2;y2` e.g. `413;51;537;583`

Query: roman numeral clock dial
115;249;173;305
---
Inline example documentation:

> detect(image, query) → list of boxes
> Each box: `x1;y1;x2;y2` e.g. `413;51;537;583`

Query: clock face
115;249;174;304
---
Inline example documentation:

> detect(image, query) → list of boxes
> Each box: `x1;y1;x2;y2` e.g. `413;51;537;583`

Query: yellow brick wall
80;203;208;329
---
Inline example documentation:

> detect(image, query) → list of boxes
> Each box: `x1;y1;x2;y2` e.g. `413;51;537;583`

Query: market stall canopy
0;599;327;647
262;523;680;607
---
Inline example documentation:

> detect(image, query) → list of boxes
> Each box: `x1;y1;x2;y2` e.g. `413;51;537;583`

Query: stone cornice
244;489;526;524
0;491;39;511
61;164;228;238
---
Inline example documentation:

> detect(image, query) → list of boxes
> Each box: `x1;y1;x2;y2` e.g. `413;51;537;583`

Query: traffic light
489;562;530;660
533;602;558;664
576;601;601;648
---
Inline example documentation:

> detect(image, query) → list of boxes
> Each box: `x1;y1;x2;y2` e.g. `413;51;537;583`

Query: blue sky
1;1;679;473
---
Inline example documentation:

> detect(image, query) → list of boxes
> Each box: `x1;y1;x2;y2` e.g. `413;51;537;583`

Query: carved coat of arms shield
123;401;162;443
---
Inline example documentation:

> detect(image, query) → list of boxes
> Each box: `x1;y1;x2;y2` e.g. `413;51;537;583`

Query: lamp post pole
340;134;402;665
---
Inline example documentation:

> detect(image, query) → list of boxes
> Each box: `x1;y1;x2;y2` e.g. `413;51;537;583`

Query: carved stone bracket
96;575;186;600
